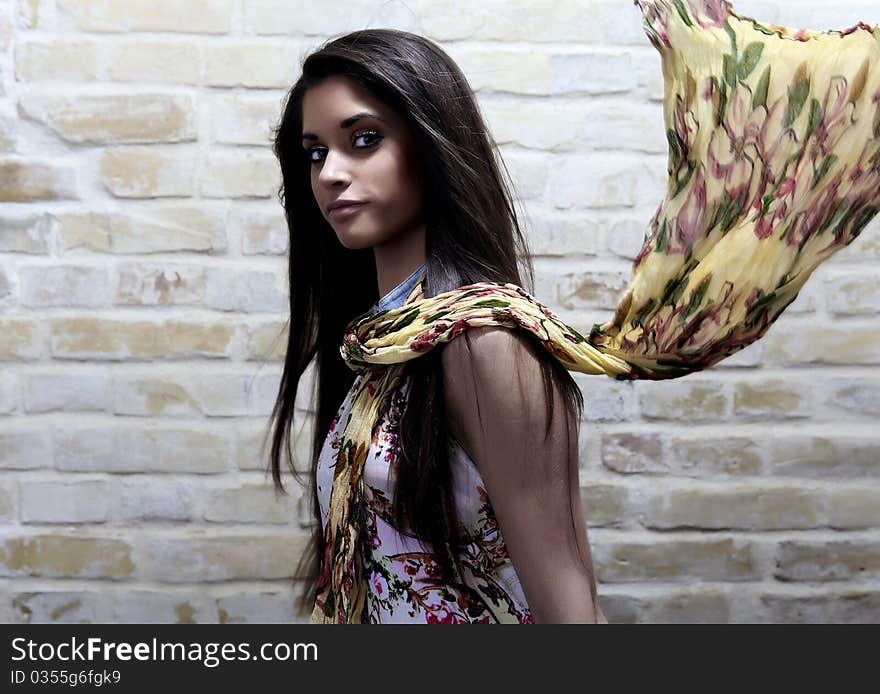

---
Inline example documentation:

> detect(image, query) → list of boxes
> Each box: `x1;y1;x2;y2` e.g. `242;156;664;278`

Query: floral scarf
310;0;880;623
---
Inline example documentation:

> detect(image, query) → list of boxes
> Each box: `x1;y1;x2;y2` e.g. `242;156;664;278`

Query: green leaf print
753;65;770;109
737;42;764;80
655;218;668;253
804;98;822;142
671;0;693;28
784;66;810;128
723;53;738;89
684;273;712;318
423;309;452;323
810;154;837;191
472;299;511;308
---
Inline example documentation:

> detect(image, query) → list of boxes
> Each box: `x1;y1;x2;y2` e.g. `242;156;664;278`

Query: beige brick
200;150;280;199
116;262;206;305
0;214;52;253
0;428;52;470
57;207;228;254
15;40;100;81
202;483;300;524
120;478;194;521
0;158;78;201
767;434;880;478
204;42;300;88
23;372;110;413
0;534;134;579
826;272;880;315
644;588;731;624
19;264;110;307
762;324;880;366
105;41;200;85
825;488;880;529
144;532;309;582
600;431;663;475
10;591;109;623
204;266;287;311
0;319;45;360
18;93;197;145
581;482;630;528
0;479;14;521
775;539;880;582
49;318;234;360
54;427;233;474
760;590;880;623
733;377;813;419
19;479;109;523
109;590;214;624
242;319;288;361
112;376;200;417
237;207;288;255
100;147;196;198
827;376;880;417
58;0;233;33
638;378;729;421
667;435;763;476
595;537;758;582
642;485;822;530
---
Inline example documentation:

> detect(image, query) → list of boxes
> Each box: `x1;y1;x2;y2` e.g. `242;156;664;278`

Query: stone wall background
0;0;878;623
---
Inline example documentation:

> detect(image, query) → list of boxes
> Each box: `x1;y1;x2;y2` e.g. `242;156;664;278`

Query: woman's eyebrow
302;112;387;141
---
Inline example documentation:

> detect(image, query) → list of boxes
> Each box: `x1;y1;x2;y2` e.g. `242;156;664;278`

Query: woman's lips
329;202;368;219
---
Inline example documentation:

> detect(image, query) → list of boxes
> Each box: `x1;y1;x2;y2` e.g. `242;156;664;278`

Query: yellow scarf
310;0;880;623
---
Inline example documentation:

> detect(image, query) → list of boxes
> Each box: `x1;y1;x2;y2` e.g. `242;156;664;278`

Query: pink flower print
674;165;708;254
815;76;856;159
708;81;762;210
426;605;462;624
687;0;728;29
370;571;388;599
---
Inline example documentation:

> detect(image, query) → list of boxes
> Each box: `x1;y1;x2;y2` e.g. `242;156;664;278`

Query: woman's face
301;75;425;250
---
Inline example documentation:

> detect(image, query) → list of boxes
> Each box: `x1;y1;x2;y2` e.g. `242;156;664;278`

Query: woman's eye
306;130;382;165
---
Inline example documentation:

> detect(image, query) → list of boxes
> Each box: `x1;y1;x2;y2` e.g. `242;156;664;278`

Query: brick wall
0;0;878;623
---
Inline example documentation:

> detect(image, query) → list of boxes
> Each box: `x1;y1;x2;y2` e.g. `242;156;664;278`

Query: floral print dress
316;371;534;624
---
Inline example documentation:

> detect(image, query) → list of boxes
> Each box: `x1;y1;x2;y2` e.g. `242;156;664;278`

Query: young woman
266;1;880;624
268;30;606;624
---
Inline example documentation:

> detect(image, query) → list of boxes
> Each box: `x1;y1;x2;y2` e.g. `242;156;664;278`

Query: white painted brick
23;371;110;413
19;265;109;307
19;479;110;523
120;478;194;521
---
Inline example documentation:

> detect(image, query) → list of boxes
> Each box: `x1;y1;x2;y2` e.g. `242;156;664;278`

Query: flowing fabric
311;0;880;623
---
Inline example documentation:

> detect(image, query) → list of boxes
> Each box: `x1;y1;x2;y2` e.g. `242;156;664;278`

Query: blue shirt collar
373;263;426;314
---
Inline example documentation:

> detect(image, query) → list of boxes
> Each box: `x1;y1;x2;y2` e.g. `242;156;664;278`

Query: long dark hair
265;28;586;619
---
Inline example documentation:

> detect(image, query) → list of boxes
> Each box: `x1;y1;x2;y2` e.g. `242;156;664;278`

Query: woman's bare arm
441;326;606;624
